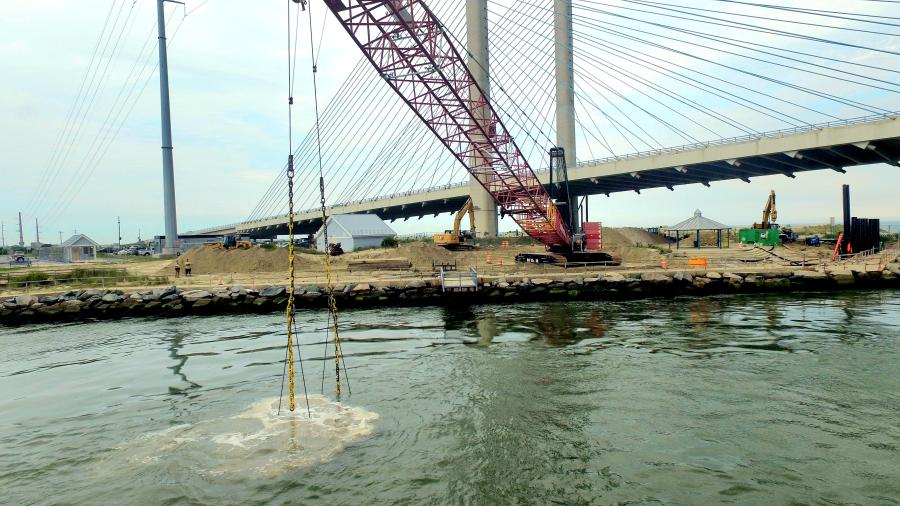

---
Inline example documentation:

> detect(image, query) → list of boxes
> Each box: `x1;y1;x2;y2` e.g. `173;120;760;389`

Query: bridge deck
191;114;899;238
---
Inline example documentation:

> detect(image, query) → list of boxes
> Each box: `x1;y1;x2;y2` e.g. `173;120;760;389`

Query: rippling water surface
1;291;899;504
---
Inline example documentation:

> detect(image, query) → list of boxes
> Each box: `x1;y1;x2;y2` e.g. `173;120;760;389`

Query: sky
1;0;898;246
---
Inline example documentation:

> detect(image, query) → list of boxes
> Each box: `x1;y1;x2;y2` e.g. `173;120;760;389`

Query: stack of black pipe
848;217;881;253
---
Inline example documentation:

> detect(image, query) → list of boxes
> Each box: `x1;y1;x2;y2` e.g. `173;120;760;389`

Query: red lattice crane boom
322;0;572;249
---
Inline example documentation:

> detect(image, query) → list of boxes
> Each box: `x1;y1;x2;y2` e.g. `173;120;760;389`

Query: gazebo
667;209;730;249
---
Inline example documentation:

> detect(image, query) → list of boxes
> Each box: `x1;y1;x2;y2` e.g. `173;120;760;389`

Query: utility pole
58;231;63;245
35;218;40;244
117;216;122;250
17;212;24;247
1;220;5;247
466;0;498;238
157;0;179;254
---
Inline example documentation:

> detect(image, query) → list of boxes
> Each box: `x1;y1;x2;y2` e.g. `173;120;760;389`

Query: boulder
673;272;693;284
142;291;162;302
692;277;711;289
192;298;212;308
351;283;371;293
722;272;743;283
640;272;671;284
101;293;122;303
706;271;722;280
158;286;178;298
599;273;626;284
744;275;763;286
532;278;552;285
15;294;36;307
183;290;212;301
77;289;101;301
260;286;286;298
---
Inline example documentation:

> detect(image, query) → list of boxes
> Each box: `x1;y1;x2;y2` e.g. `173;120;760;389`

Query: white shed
60;234;99;262
314;214;396;252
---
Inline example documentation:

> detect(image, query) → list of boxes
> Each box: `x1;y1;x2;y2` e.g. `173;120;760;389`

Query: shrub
381;237;398;248
260;243;277;250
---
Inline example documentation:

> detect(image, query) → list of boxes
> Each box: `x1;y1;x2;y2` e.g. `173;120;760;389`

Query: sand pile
158;226;672;275
161;246;325;275
614;227;668;247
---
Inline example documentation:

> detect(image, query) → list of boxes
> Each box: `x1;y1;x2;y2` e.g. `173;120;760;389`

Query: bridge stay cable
575;3;900;93
321;0;573;249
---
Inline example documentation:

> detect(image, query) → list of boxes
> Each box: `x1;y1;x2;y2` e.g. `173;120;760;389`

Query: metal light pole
58;231;63;245
1;220;5;247
117;216;122;250
35;218;40;244
157;0;179;254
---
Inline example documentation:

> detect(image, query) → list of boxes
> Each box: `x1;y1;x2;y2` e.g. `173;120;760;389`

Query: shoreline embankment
2;263;899;326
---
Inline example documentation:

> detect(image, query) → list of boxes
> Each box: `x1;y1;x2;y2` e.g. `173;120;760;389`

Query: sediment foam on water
118;395;378;478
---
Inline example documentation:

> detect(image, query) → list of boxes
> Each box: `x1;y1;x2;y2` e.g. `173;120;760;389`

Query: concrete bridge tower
466;0;498;238
554;0;576;172
465;0;577;237
554;0;580;227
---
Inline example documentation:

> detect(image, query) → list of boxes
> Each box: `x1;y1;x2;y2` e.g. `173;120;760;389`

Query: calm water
1;291;899;505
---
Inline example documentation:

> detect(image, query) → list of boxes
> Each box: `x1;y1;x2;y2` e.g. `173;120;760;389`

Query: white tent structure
314;214;396;252
60;234;99;262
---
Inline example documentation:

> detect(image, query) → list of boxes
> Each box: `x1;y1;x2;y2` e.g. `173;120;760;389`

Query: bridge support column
554;0;576;170
467;0;498;238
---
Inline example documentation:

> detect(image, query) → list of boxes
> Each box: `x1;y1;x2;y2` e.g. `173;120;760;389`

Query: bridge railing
576;112;899;168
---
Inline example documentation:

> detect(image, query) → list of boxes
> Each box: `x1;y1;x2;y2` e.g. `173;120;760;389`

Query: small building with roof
667;209;730;249
314;214;396;252
41;234;100;262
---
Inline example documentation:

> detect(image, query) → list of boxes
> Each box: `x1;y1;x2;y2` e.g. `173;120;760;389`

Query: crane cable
279;0;310;416
305;0;351;400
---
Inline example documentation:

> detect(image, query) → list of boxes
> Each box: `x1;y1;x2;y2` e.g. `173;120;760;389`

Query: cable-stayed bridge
188;0;900;238
193;113;900;237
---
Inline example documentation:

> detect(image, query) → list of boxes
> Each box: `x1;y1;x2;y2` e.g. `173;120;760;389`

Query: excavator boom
323;0;572;249
754;190;777;229
434;197;475;249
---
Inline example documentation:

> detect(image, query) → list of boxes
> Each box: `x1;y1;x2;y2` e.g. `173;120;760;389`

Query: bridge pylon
467;0;498;238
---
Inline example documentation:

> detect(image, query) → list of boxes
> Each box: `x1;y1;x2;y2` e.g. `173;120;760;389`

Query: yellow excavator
752;190;778;229
434;198;476;250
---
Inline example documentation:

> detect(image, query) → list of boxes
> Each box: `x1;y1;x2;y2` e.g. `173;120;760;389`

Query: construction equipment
434;198;476;250
323;1;613;264
327;242;344;256
739;190;781;246
753;190;778;229
219;235;252;250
